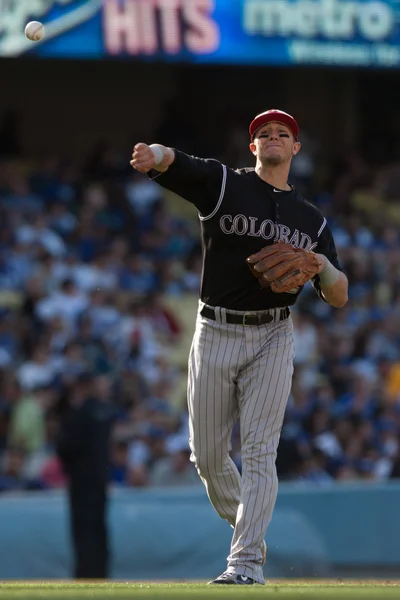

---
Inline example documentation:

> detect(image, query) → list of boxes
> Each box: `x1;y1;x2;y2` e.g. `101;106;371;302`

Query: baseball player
130;109;348;585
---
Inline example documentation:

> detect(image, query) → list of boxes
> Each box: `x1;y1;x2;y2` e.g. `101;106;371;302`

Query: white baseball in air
25;21;45;42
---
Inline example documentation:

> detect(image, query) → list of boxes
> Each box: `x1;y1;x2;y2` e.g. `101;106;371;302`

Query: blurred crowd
1;109;400;493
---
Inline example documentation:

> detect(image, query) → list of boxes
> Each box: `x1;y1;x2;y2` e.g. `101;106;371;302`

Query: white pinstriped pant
188;301;295;584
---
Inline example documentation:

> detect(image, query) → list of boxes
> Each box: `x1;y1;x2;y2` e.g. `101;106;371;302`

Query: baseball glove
246;241;322;293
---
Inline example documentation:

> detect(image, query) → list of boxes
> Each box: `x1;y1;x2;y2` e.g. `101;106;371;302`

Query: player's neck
255;162;291;192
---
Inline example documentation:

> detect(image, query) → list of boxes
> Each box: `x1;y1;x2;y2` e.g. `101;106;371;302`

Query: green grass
0;581;400;600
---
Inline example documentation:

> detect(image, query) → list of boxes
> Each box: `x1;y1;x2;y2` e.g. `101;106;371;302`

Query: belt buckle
243;312;258;326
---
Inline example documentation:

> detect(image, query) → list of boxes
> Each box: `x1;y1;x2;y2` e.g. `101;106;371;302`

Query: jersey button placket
275;200;280;221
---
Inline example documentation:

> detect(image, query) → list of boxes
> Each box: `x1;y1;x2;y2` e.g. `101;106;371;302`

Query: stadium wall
0;483;399;580
0;59;360;160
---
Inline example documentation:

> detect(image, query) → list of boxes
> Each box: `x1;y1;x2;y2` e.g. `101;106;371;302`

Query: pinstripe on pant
188;301;295;584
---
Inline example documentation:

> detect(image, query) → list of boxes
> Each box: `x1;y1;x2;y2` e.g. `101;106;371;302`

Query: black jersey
150;150;343;311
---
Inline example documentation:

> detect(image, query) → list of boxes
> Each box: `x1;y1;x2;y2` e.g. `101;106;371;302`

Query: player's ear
249;142;257;156
292;141;301;157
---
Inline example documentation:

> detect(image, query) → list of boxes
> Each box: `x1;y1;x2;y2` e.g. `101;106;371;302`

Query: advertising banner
1;0;400;67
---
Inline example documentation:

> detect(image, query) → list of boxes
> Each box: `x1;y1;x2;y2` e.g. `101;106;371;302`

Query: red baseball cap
249;109;299;141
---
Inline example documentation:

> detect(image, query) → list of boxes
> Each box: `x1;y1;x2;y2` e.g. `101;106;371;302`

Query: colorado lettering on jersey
219;214;317;251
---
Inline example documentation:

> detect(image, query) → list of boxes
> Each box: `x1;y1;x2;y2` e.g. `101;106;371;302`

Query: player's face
250;122;300;166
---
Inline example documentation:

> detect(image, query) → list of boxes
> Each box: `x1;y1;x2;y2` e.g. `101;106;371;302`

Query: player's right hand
130;143;156;173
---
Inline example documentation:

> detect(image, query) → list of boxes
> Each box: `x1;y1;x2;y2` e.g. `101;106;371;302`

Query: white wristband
150;144;164;166
319;259;340;286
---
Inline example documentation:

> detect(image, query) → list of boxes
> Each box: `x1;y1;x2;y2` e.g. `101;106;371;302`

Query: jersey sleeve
148;149;226;217
311;219;344;301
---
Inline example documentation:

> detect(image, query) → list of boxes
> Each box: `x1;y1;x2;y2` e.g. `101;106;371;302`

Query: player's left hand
246;242;324;293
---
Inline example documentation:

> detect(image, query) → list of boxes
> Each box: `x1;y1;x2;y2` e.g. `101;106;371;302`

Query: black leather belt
200;306;290;326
